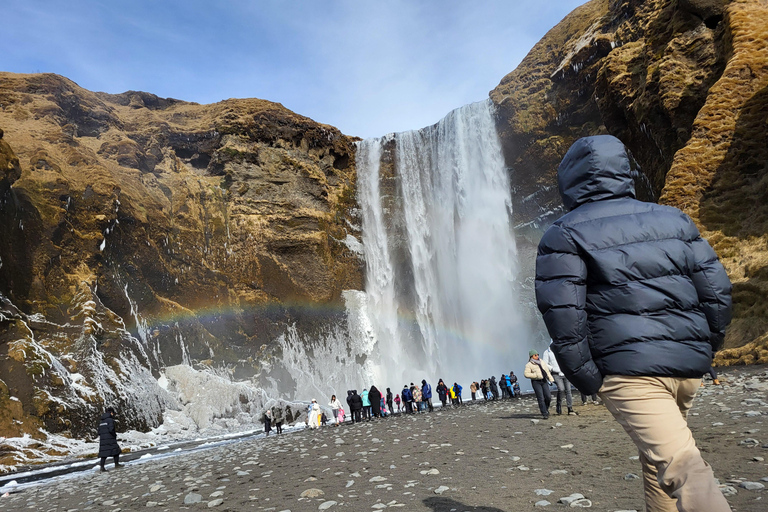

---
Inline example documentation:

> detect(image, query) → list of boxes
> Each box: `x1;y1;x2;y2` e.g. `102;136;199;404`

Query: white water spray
358;99;530;389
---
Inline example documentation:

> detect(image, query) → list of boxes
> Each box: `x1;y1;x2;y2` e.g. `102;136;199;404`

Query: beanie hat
529;349;538;357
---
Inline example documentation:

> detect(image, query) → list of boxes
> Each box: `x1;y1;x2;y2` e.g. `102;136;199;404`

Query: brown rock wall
0;72;363;438
491;0;767;357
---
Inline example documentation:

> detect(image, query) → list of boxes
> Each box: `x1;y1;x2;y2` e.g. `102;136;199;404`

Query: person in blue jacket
421;379;433;412
535;135;732;512
452;383;463;405
401;385;413;414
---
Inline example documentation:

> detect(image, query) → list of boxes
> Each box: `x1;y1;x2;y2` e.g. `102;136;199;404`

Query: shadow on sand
499;413;545;420
423;497;506;512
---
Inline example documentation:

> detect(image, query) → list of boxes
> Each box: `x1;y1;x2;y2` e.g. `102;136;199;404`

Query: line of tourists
316;372;530;427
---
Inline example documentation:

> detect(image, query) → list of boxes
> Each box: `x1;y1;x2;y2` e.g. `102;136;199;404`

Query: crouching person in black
98;407;122;471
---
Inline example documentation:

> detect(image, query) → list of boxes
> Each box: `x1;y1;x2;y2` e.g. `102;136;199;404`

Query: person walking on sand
264;408;273;435
535;135;732;512
386;388;394;415
329;394;343;426
97;407;122;472
543;343;575;415
308;398;321;429
524;350;554;419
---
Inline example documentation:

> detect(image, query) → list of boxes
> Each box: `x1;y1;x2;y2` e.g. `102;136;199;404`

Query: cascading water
358;99;531;390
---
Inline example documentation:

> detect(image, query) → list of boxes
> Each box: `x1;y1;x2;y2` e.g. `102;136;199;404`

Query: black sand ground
1;365;766;512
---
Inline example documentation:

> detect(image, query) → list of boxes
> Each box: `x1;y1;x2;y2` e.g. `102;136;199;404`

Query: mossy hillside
660;0;768;355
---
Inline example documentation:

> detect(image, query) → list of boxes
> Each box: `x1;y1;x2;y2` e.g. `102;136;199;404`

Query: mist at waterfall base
357;99;533;392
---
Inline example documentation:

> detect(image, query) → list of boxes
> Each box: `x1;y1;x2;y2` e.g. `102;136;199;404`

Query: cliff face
0;73;363;442
491;0;768;364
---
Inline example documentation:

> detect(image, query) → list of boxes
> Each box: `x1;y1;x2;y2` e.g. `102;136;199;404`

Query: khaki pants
599;375;730;512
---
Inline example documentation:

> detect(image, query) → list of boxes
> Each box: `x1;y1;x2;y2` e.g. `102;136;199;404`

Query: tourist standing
272;406;284;434
402;385;413;413
369;385;382;418
361;388;371;420
329;394;343;425
421;379;434;412
489;376;499;400
470;381;477;400
543;344;575;415
413;384;422;412
264;408;273;435
386;388;394;415
436;379;448;407
349;390;363;423
535;135;732;512
308;399;321;429
394;392;401;413
97;407;122;472
450;383;462;406
508;372;518;397
524;350;554;419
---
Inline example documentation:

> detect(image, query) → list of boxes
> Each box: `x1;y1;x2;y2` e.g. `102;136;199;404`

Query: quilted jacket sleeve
690;235;733;351
535;223;603;394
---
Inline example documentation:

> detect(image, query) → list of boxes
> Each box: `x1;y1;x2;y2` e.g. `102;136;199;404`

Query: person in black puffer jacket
97;407;122;471
348;390;363;423
535;135;731;512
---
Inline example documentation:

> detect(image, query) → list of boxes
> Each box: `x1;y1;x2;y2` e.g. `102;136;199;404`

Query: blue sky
2;1;586;138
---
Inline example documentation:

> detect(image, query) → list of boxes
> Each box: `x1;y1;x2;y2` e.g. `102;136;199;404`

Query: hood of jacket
100;412;112;421
558;135;635;211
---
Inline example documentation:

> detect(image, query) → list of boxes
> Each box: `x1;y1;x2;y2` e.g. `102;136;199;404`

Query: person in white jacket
308;399;321;429
543;343;575;415
329;395;343;426
524;350;554;419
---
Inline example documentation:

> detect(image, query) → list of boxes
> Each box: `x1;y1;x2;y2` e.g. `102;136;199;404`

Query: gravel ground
1;365;766;512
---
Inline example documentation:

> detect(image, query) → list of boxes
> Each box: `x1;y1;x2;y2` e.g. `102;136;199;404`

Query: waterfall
358;99;530;390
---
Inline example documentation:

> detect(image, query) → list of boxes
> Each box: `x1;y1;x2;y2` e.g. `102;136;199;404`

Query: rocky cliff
491;0;768;364
0;73;363;448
